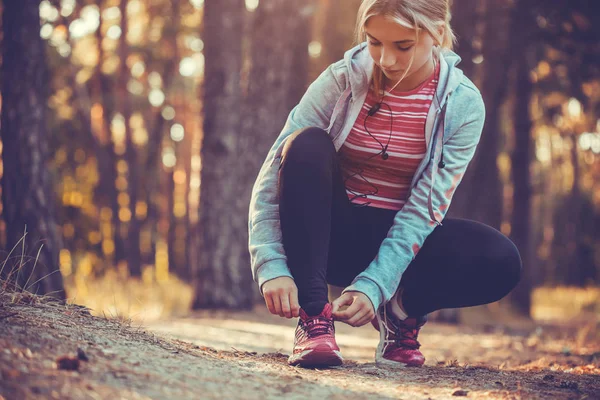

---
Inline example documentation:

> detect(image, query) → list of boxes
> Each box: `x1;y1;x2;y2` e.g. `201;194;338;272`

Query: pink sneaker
288;303;343;367
372;304;427;367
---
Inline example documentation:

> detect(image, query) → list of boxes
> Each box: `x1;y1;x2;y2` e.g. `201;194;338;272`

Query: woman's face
365;15;436;85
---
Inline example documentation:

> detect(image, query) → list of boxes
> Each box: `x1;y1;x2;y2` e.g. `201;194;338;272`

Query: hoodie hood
343;43;465;111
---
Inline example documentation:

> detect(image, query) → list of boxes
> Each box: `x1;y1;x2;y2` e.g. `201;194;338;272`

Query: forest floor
0;290;599;400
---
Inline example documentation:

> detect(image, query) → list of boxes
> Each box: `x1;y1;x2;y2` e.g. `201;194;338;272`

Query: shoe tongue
320;303;333;318
300;303;332;320
400;317;419;328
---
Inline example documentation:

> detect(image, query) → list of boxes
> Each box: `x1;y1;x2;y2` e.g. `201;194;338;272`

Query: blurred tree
238;0;316;300
450;0;480;85
448;0;512;229
510;0;600;313
191;0;315;308
320;0;361;64
92;0;128;269
118;0;143;277
0;0;65;299
535;0;600;287
508;1;535;316
142;0;182;277
190;0;247;308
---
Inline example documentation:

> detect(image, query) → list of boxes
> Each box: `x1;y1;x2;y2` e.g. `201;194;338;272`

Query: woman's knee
490;236;522;293
280;127;334;164
454;219;522;294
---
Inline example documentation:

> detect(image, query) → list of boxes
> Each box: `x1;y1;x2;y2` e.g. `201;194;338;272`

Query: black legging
278;127;522;317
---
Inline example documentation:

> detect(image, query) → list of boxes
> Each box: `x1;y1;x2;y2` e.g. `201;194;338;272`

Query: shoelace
381;307;422;351
392;326;421;350
301;317;333;338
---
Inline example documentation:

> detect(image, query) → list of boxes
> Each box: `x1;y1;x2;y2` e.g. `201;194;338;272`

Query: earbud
365;102;391;161
438;149;445;168
368;103;381;116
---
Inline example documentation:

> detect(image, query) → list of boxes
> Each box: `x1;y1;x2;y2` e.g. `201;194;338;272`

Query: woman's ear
436;24;445;46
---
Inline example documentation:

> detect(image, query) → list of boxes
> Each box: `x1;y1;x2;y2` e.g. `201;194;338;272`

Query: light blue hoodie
248;43;486;312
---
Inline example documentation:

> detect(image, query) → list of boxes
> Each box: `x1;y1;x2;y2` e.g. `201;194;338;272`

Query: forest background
1;0;599;324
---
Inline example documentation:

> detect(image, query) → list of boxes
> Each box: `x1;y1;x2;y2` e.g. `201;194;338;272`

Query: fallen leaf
77;347;89;362
56;355;80;371
452;389;469;396
558;381;578;390
1;369;20;379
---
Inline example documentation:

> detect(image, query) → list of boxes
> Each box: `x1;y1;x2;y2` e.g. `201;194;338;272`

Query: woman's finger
355;311;376;327
280;292;292;318
273;294;283;317
334;300;362;321
331;292;354;315
345;307;369;327
265;294;276;315
289;290;300;318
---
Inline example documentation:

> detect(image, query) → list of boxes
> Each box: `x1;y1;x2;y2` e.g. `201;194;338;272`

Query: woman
248;0;522;368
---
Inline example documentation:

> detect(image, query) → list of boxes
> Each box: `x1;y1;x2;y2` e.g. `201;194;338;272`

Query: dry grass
1;271;193;326
0;230;193;324
532;286;600;320
63;271;194;322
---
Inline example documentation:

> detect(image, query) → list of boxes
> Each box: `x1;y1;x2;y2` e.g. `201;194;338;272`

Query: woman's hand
262;277;300;318
331;291;375;327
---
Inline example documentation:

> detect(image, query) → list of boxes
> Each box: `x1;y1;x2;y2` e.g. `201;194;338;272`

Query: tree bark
118;0;142;277
238;0;315;304
167;168;178;278
191;0;315;309
450;0;480;82
142;0;181;271
1;0;66;299
190;0;247;308
92;1;127;267
508;1;534;316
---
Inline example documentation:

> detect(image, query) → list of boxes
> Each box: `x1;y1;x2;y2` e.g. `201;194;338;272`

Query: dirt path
0;291;598;399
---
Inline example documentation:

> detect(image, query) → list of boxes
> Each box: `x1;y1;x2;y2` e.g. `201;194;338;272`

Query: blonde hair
355;0;456;99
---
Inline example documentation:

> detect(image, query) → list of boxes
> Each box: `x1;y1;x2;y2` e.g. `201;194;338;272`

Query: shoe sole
375;312;424;368
375;356;424;368
288;345;343;368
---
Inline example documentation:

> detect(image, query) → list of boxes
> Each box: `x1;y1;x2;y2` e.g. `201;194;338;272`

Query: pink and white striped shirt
339;63;440;210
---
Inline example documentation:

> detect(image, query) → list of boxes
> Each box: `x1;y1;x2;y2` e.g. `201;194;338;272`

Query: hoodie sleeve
343;88;486;312
248;63;345;294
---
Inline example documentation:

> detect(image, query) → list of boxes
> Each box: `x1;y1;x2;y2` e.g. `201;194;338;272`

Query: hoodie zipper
406;91;450;193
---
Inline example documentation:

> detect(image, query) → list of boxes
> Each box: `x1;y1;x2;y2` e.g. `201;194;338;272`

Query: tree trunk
508;2;534;316
92;2;127;268
238;0;315;303
142;0;181;271
118;0;142;277
190;0;247;308
0;0;66;299
167;168;178;278
191;0;315;309
450;0;480;82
